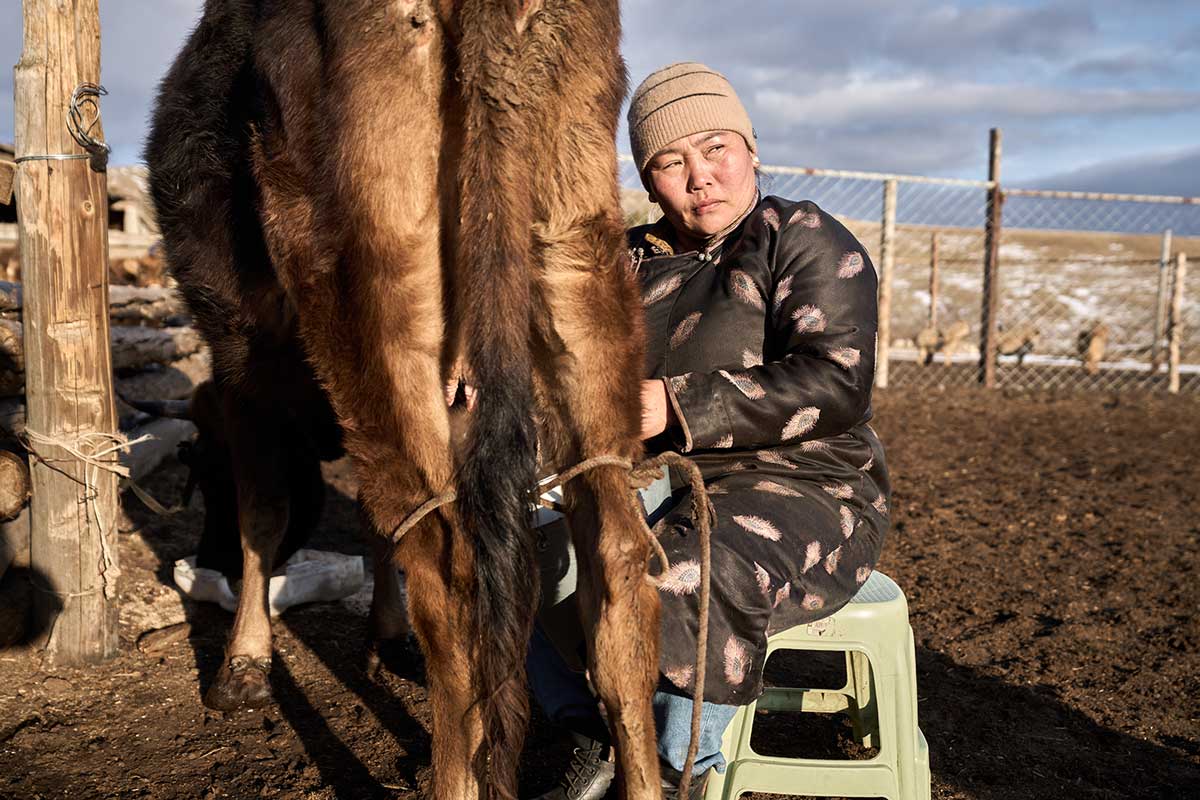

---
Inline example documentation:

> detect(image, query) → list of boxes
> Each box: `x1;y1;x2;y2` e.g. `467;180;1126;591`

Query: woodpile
0;280;206;585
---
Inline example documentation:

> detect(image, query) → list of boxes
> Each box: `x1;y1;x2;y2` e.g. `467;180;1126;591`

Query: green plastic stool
704;570;931;800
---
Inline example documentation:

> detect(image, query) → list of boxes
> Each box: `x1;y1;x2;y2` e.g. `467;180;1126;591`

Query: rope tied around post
19;429;151;600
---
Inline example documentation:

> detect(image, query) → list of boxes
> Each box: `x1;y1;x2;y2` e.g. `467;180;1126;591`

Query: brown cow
147;1;659;797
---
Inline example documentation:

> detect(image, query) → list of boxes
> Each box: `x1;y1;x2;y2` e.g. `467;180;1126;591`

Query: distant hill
1029;148;1200;199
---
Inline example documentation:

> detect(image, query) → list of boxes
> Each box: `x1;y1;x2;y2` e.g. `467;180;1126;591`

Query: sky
1;0;1198;194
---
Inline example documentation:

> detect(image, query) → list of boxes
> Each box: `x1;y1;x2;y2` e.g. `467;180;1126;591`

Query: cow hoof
203;655;273;711
365;633;421;681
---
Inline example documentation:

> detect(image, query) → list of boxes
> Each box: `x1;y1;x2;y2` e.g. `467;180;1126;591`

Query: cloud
1029;146;1200;197
880;2;1098;68
1175;24;1200;49
754;78;1200;128
621;0;1100;78
1067;50;1175;78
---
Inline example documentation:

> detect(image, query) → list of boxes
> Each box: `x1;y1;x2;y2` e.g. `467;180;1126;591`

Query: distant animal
996;324;1040;366
146;1;659;797
917;319;971;366
1077;322;1109;375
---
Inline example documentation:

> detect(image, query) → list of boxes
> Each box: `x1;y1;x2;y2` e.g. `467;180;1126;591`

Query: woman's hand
640;379;677;440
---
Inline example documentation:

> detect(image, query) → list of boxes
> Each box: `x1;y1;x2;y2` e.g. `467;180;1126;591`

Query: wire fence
617;154;1199;395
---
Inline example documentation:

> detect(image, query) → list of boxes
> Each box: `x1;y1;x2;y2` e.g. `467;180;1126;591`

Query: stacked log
0;280;206;583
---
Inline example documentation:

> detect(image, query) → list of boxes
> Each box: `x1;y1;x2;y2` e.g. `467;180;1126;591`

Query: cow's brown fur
148;1;660;797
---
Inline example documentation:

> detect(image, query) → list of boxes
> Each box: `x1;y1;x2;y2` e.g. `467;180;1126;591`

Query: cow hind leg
398;518;483;800
535;222;662;799
362;510;413;678
203;393;292;712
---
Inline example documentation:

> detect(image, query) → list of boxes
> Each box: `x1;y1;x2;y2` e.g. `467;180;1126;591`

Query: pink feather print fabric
670;312;702;349
789;209;822;228
656;560;702;596
643;273;683;306
837;251;865;279
756;449;798;469
733;515;783;541
754;562;771;595
668;373;692;395
828;347;861;369
772;275;793;312
665;665;695;690
840;506;856;538
723;636;752;686
824;545;843;575
719;369;766;400
761;207;781;231
792;304;827;334
730;270;765;310
782;407;821;440
801;592;825;611
822;482;854;500
753;480;804;498
802;540;822;572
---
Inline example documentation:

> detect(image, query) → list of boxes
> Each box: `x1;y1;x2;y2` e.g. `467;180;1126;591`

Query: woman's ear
646;188;658;204
751;154;761;167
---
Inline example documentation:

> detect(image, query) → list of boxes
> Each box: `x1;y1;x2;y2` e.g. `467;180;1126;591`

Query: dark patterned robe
630;195;891;705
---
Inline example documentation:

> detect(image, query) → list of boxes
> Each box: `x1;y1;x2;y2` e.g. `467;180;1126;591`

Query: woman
529;62;890;799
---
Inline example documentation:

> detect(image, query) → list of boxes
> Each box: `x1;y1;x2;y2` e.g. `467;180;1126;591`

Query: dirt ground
1;386;1197;800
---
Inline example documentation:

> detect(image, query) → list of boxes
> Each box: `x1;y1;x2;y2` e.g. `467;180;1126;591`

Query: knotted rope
388;450;715;799
19;429;152;601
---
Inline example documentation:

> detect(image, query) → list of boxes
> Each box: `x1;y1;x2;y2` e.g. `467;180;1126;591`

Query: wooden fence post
1167;252;1187;395
979;128;1003;388
876;179;897;390
1152;229;1172;371
929;231;940;329
15;0;120;663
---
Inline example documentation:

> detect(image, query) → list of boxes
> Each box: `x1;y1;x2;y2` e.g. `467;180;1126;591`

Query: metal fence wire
617;154;1199;395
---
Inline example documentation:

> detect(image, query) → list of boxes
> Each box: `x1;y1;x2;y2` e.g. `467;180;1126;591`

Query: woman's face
645;130;758;244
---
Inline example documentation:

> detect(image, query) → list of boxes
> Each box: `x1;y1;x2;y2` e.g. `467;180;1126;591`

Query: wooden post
979;128;1003;387
15;0;120;663
929;231;940;329
1167;253;1187;395
1151;229;1172;370
876;179;897;390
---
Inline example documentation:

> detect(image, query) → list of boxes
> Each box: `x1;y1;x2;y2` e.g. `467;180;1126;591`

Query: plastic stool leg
848;649;877;748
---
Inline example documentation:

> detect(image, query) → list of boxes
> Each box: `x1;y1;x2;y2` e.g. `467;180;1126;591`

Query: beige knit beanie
627;62;756;176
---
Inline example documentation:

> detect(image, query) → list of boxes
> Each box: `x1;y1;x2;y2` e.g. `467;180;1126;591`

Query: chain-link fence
618;154;1199;395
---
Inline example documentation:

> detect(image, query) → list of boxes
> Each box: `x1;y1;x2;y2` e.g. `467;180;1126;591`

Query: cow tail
454;61;540;800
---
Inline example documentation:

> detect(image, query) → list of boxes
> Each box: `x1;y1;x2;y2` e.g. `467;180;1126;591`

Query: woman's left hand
640;379;676;440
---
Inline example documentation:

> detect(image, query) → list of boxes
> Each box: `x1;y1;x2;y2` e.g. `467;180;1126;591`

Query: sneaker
530;731;615;800
659;762;711;800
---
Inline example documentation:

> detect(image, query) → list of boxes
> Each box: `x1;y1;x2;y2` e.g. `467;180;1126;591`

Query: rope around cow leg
388;490;459;543
549;451;714;800
387;450;714;800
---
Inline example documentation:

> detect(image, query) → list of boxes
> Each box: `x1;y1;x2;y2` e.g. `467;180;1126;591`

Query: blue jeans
527;470;738;776
527;625;737;775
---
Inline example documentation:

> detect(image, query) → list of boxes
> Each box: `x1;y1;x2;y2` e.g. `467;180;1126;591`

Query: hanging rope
19;429;152;600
